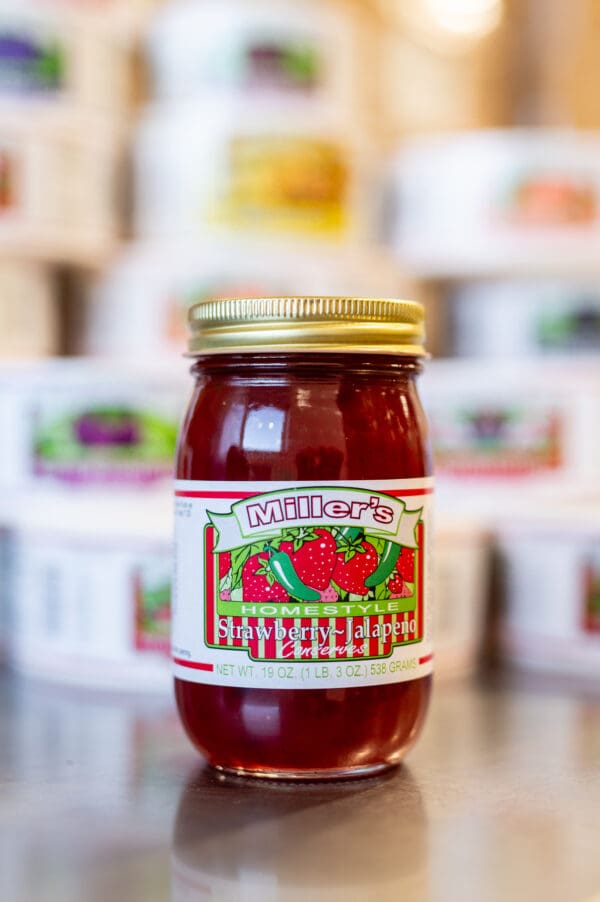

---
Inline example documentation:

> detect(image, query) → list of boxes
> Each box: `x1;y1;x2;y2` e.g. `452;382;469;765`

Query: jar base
211;760;398;782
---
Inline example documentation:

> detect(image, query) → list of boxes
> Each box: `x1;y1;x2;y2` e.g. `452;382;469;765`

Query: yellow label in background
212;136;349;234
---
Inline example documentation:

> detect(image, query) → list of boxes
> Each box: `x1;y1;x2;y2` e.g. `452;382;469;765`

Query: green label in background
32;406;178;488
34;406;177;463
243;41;321;90
536;307;600;351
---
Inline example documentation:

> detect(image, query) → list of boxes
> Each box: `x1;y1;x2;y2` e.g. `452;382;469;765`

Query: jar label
173;478;433;689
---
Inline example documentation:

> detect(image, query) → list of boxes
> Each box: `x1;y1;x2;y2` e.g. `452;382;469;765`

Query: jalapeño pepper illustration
365;540;401;588
337;526;363;543
266;546;321;602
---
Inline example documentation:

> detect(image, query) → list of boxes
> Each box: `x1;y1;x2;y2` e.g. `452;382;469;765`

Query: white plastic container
0;359;186;492
147;0;362;118
134;101;374;242
0;2;128;114
0;261;57;356
451;279;600;358
421;359;600;493
0;108;120;264
497;503;600;680
9;493;172;691
380;21;509;140
434;518;490;679
80;240;407;357
391;130;600;276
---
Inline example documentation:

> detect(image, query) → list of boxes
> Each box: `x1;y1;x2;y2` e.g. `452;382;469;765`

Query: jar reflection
172;766;429;900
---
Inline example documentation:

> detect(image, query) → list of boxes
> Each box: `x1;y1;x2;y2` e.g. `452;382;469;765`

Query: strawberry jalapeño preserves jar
173;297;433;779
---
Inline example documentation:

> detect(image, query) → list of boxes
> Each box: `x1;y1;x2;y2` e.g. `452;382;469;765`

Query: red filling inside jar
175;352;432;777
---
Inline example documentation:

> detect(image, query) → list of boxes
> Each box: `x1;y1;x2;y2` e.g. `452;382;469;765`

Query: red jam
175;350;432;778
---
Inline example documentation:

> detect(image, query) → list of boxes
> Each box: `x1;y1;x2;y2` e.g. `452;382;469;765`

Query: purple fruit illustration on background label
74;410;141;447
0;30;64;93
33;403;178;485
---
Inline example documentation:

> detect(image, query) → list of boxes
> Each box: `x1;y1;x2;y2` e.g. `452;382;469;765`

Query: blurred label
206;35;322;94
583;554;600;635
212;136;349;234
0;148;16;211
32;397;179;486
0;25;65;95
239;38;321;92
536;305;600;352
15;535;172;674
133;559;171;655
430;404;563;476
499;173;598;227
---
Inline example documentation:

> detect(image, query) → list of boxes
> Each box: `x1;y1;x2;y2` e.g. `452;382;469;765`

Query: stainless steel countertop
1;670;599;902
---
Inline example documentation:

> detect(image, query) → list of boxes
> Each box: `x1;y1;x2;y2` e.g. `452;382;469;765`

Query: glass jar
173;297;433;779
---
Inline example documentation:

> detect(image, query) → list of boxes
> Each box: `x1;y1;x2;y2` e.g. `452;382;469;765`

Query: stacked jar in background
0;0;179;691
0;0;130;357
80;0;414;360
390;127;600;681
0;359;185;690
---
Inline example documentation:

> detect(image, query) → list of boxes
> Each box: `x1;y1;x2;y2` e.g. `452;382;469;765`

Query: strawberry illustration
280;528;337;590
396;548;415;582
389;573;412;599
242;552;289;602
219;551;232;579
333;540;378;596
320;585;339;603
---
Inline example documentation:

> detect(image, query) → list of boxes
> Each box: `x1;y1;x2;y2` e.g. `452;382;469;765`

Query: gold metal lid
188;296;426;356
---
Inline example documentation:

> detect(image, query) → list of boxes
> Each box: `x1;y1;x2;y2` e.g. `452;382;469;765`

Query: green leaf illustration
375;581;390;601
366;534;386;555
229;542;270;588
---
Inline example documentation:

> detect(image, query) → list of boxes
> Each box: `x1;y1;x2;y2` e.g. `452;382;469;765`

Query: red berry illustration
218;551;232;579
319;585;339;603
388;573;412;599
280;528;337;590
242;553;289;602
396;548;415;582
333;540;379;596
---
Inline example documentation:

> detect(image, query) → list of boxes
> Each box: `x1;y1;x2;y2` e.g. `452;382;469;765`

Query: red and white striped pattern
206;523;425;662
